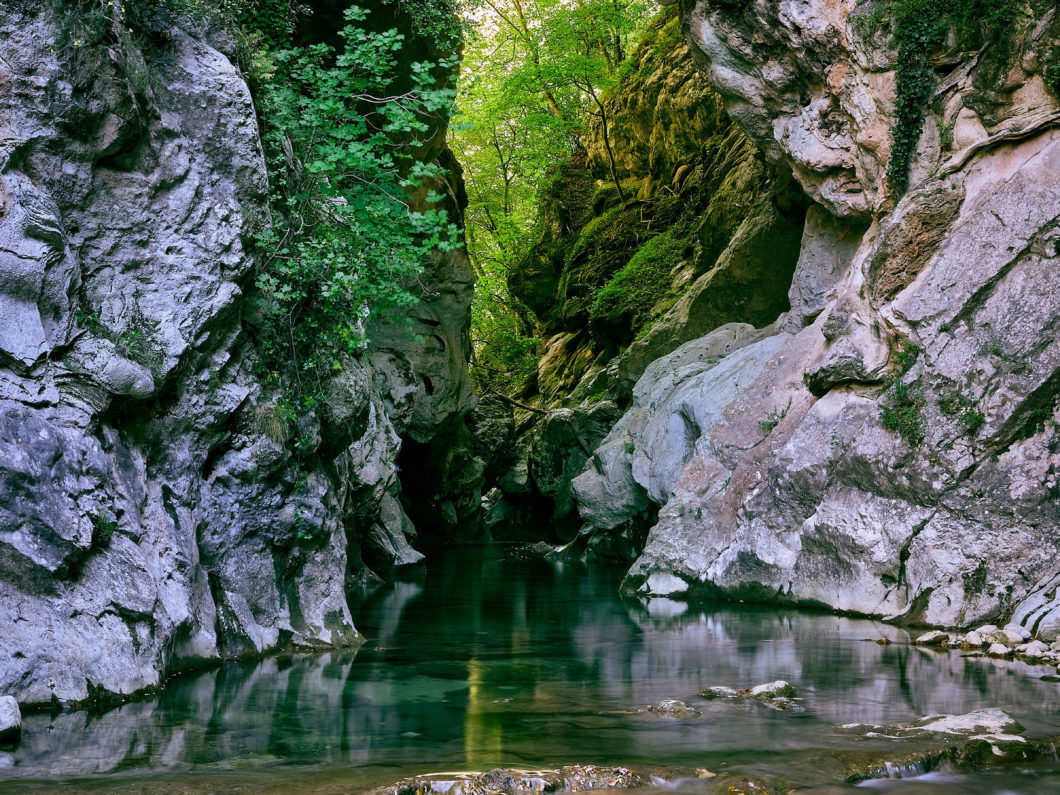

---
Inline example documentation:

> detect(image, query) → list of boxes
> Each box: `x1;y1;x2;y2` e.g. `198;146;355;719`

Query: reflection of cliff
615;598;1059;733
7;550;1060;784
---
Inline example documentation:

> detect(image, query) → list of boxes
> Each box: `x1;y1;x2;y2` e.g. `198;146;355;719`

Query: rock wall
484;10;806;542
573;0;1060;633
0;0;476;706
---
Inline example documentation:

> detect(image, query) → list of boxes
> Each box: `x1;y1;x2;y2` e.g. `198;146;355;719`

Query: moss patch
588;227;688;344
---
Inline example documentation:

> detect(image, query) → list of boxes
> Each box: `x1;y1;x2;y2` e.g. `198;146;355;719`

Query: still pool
3;546;1060;792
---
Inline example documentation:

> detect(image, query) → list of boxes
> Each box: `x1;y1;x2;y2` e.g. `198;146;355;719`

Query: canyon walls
0;0;478;705
571;0;1060;633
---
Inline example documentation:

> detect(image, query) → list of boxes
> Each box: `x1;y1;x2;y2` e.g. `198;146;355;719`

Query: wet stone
0;697;20;746
648;699;702;718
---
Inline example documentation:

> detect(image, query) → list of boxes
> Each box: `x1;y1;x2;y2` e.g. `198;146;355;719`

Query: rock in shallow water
0;696;20;745
698;680;803;711
914;630;950;646
378;766;651;794
648;699;701;718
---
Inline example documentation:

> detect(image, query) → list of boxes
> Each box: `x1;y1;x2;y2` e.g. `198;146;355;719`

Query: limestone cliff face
574;0;1060;633
0;1;476;705
487;11;806;542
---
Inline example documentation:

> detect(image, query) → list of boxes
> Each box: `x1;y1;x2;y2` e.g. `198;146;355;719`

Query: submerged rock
698;680;803;711
840;708;1024;740
648;699;701;718
838;708;1046;784
379;765;651;794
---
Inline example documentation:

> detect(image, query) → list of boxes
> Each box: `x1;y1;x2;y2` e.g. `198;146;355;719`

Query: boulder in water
0;696;20;745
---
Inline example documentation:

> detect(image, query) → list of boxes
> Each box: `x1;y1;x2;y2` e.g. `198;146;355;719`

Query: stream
3;545;1060;792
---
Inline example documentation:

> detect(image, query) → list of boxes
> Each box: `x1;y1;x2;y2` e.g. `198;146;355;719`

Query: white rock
0;697;20;745
1004;624;1032;641
963;631;984;646
975;625;999;636
698;686;740;700
749;680;797;698
915;630;950;646
987;643;1012;657
1016;640;1049;658
915;708;1022;736
986;629;1023;645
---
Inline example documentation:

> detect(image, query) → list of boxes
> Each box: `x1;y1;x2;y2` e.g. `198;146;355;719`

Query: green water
4;546;1060;792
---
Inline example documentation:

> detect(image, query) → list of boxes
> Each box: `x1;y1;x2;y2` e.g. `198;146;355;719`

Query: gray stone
987;630;1024;646
748;680;798;699
0;3;475;705
0;696;19;745
698;686;740;700
648;699;701;718
914;631;950;647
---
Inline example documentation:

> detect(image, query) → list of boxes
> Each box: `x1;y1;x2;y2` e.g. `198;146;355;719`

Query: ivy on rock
885;0;1021;196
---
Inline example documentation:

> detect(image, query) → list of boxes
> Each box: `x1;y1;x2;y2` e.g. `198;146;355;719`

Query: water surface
3;545;1060;792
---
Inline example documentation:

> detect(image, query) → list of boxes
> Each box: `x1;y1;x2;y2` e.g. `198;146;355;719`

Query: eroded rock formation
484;10;807;542
573;0;1060;632
0;0;477;705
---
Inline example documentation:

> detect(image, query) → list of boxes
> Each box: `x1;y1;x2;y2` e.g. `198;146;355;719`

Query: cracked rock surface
0;2;476;705
573;0;1060;632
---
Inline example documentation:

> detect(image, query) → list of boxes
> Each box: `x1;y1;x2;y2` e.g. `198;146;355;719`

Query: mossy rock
588;227;689;345
509;155;595;320
556;203;651;330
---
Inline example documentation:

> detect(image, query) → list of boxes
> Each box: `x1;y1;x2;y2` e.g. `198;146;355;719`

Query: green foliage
470;268;542;393
397;0;461;41
1046;46;1060;98
885;0;1021;196
938;120;954;150
251;6;460;416
452;0;654;394
880;340;924;445
91;514;117;550
759;400;791;436
893;340;922;378
938;390;984;434
881;378;926;445
589;227;685;341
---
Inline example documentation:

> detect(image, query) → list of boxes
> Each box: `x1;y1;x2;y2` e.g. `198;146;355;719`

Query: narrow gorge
2;0;1060;792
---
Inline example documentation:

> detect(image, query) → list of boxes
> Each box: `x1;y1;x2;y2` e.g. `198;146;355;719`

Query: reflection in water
3;546;1060;791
